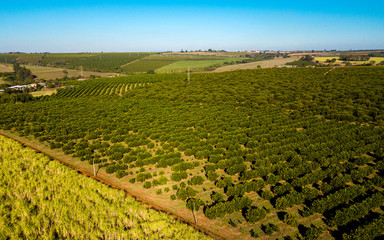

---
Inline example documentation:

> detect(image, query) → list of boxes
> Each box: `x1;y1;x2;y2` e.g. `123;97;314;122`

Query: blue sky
1;0;383;52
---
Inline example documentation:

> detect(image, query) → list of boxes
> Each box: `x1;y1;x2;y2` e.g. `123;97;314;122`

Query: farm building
9;85;29;91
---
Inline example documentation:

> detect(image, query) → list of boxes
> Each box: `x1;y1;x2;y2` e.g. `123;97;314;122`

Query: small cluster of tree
339;55;370;61
204;196;252;219
176;187;197;200
105;163;128;174
1;62;35;83
261;223;279;235
0;92;33;104
188;175;204;185
171;171;188;182
282;212;299;227
136;172;152;182
244;207;267;223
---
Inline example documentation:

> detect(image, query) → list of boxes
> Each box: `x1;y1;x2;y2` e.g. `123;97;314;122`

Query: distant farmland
314;56;384;65
0;52;258;75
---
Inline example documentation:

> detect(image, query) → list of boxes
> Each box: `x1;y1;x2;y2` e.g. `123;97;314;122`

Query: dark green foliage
136;172;152;182
171;171;188;182
1;66;384;238
282;212;299;227
129;178;136;183
302;224;323;240
245;207;267;223
327;191;384;227
211;192;225;203
105;164;128;174
186;198;204;211
207;171;219;181
176;187;197;200
262;223;279;235
343;214;384;240
143;181;152;189
116;170;128;179
204;196;252;219
0;92;34;104
189;175;204;185
311;185;366;213
260;190;274;200
249;229;259;238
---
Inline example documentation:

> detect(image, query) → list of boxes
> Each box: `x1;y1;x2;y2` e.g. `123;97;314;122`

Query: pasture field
1;67;384;239
315;56;384;64
0;135;210;239
30;88;57;97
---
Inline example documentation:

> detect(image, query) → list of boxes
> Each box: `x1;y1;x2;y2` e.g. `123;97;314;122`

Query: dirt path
0;130;237;240
213;57;299;72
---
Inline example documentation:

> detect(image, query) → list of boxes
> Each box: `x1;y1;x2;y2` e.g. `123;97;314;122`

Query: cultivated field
1;67;383;239
0;52;257;75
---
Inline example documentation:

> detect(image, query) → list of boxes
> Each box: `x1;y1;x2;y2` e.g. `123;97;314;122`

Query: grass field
314;56;384;64
23;65;119;79
30;88;57;97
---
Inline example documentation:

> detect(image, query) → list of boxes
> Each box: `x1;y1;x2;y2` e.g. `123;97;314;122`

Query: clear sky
1;0;383;52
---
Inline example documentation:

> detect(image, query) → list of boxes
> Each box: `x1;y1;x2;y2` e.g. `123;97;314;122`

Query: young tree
186;198;204;225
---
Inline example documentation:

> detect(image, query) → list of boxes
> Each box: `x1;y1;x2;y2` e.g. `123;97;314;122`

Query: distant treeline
339;55;371;61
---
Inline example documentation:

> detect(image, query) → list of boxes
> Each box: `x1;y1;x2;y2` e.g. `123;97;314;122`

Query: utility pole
80;66;83;78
